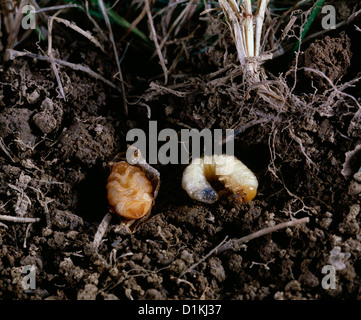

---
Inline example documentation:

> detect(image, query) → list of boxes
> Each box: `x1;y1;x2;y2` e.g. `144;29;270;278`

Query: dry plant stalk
92;213;113;251
3;0;28;62
98;0;128;115
51;16;105;53
179;217;309;278
144;0;168;83
7;49;118;89
218;0;283;104
0;215;40;223
218;0;268;80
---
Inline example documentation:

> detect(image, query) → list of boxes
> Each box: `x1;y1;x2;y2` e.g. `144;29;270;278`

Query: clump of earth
1;2;361;300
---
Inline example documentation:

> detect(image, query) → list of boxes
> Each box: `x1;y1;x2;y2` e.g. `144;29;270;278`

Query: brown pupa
106;146;160;223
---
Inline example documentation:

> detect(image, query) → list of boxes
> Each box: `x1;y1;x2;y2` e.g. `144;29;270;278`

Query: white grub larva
182;154;258;204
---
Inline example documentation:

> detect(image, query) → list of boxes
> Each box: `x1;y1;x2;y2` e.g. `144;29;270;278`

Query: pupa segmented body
107;161;154;220
182;154;258;204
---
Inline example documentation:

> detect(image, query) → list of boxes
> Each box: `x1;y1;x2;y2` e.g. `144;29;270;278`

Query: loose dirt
1;1;361;300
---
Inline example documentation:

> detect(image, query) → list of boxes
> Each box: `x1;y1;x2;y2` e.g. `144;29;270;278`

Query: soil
1;1;361;300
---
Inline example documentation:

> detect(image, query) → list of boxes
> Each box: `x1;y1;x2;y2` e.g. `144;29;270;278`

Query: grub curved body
182;154;258;204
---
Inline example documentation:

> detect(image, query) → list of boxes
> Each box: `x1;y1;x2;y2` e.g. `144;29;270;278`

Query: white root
92;213;112;251
0;215;40;223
